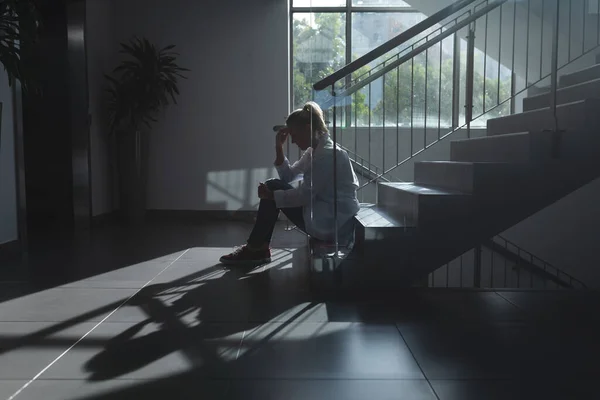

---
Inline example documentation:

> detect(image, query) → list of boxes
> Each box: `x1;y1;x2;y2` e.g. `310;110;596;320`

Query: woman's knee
265;178;287;191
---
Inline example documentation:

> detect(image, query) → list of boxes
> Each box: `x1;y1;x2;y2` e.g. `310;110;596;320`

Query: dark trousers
247;179;306;247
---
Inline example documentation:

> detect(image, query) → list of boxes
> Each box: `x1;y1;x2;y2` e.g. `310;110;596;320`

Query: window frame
290;1;420;114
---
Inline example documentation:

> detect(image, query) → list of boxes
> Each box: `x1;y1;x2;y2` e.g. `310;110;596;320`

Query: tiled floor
0;220;599;399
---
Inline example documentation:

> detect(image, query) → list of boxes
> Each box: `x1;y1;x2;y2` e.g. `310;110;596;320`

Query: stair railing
313;0;600;206
428;234;587;289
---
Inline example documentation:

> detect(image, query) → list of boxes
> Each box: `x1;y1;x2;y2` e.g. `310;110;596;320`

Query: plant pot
116;130;149;224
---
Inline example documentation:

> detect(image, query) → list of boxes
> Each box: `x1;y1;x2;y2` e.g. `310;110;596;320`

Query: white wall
0;71;17;245
87;0;117;216
111;0;289;211
501;178;600;288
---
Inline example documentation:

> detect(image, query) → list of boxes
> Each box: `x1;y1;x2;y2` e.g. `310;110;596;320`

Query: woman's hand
258;182;274;200
276;128;289;148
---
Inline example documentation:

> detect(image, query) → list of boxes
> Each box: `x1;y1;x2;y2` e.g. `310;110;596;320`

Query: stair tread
493;98;586;117
355;204;415;228
560;63;600;81
379;182;470;196
451;132;530;143
527;77;600;99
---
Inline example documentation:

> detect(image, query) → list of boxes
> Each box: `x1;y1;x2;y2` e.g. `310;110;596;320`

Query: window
291;1;512;127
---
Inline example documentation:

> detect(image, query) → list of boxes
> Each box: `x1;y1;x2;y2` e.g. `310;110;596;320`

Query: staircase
309;0;599;289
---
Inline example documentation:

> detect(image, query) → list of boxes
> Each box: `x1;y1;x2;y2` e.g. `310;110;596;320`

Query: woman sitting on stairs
220;101;360;266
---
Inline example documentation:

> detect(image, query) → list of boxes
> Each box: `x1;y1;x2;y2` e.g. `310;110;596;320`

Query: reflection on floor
0;220;599;399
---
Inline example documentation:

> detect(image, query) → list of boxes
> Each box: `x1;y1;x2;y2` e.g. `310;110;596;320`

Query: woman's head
285;101;328;150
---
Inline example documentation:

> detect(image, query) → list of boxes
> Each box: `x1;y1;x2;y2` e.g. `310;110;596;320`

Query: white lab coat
273;132;360;243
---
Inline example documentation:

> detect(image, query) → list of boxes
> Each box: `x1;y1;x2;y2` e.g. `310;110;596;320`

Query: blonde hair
286;101;328;134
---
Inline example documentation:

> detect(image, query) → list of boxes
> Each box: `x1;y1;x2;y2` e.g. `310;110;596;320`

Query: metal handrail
327;0;507;101
355;40;600;191
313;0;478;91
341;144;398;182
490;235;587;288
430;234;587;289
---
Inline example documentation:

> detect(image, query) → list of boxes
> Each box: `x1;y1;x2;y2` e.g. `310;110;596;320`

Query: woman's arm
275;150;310;184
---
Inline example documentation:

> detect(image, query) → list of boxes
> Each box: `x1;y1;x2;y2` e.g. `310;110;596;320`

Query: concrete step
413;160;574;198
414;161;477;194
560;63;600;87
523;77;600;112
377;182;472;227
486;99;591;136
450;132;553;163
526;85;551;96
414;161;529;194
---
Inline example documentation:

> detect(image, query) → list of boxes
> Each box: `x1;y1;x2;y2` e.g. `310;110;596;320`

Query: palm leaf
105;36;189;136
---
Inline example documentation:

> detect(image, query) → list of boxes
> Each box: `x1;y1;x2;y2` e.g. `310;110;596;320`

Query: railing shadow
82;252;315;382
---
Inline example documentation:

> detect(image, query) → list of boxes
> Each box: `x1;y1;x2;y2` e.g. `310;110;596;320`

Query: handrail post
465;24;476;139
474;244;482;288
550;0;562;158
452;31;461;130
332;84;339;257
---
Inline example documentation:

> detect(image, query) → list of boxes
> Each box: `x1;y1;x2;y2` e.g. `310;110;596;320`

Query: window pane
352;0;412;7
292;12;346;110
293;0;347;7
351;12;433;127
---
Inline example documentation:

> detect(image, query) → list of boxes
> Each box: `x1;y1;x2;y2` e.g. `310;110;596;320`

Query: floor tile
398;320;600;380
0;321;97;379
69;261;171;284
0;288;138;322
226;379;436;400
431;379;598;400
231;322;423;379
0;380;27;399
108;261;315;324
39;322;245;381
407;290;526;322
11;378;229;400
318;290;525;324
497;290;600;323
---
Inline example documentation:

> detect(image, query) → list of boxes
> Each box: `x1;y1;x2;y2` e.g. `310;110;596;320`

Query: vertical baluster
460;254;463;288
474;245;482;288
583;0;587;55
382;66;386;180
497;3;503;108
597;0;600;46
569;0;573;61
332;83;338;255
490;249;494;287
354;90;358;176
525;0;531;87
540;0;545;79
368;80;372;175
438;29;443;139
511;1;516;115
551;0;561;157
529;254;534;288
504;250;507;288
424;48;429;150
411;55;414;155
483;1;489;113
465;24;475;138
452;30;461;129
396;57;400;166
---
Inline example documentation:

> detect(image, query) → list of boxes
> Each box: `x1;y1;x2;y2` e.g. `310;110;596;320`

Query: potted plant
0;0;41;159
105;37;189;222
